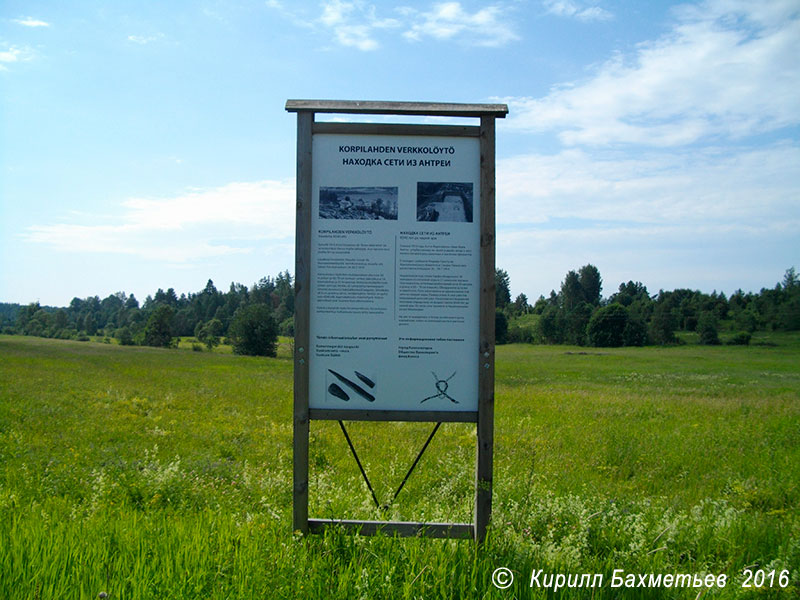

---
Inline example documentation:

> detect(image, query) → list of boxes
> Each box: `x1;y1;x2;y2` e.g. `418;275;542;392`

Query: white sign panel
309;134;480;411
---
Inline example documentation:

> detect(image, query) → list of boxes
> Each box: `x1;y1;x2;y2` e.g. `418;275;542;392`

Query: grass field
1;334;798;598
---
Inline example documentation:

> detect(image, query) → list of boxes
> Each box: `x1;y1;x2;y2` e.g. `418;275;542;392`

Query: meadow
0;333;798;598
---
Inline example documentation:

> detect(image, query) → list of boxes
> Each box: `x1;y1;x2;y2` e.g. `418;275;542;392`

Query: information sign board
310;134;480;412
286;100;507;541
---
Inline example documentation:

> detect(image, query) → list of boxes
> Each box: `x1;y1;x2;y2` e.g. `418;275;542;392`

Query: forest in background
0;273;294;356
1;266;798;352
495;265;800;347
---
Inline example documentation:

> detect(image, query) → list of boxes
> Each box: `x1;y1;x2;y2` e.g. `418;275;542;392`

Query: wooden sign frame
286;99;507;541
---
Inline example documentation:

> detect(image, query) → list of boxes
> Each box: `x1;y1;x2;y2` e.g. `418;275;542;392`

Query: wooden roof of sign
285;99;508;118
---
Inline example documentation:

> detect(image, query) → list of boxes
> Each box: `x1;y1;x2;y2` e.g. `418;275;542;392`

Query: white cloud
497;142;800;226
329;23;379;51
542;0;612;22
495;139;800;296
13;17;50;27
320;0;353;26
127;33;164;45
24;180;296;263
503;0;800;146
0;48;20;65
315;0;401;51
493;0;800;297
497;217;797;298
403;2;518;46
0;45;33;70
268;1;516;50
264;0;316;29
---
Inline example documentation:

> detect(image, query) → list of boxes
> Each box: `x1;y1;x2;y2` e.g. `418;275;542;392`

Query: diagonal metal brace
338;420;381;509
389;421;441;507
338;420;443;511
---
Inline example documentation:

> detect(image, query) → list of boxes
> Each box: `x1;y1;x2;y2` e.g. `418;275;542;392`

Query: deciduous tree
587;303;629;347
229;304;278;357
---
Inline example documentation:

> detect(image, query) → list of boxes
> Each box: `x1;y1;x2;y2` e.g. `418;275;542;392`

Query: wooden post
293;111;313;534
475;115;496;542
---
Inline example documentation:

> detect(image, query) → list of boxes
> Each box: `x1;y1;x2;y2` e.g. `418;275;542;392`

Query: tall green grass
1;334;798;598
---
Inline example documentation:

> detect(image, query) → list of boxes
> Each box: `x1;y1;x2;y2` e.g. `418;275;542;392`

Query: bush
507;323;535;344
623;317;649;346
587;303;629;347
537;305;563;344
733;309;758;333
115;326;135;346
778;297;800;330
495;310;509;345
565;302;593;346
192;343;204;352
697;311;721;345
195;318;223;350
727;332;751;345
649;303;677;345
58;328;76;340
25;321;44;337
229;303;278;357
279;317;295;337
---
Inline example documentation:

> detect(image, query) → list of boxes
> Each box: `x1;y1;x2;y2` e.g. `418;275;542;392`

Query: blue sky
1;0;798;306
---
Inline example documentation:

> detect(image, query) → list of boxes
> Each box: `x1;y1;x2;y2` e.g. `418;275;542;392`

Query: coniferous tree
495;269;511;309
578;264;602;306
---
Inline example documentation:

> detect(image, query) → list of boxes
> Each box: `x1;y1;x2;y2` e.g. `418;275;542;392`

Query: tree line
0;272;295;356
2;266;798;352
495;265;800;346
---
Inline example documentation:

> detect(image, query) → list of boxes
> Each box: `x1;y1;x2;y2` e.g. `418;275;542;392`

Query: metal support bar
338;420;382;510
309;519;474;539
338;421;443;511
389;422;441;506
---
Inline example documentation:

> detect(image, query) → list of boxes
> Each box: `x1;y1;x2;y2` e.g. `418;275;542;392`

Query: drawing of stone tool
328;369;376;402
354;371;376;388
328;383;350;401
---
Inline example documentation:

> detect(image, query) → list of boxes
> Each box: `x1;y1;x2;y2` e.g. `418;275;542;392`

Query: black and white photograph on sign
319;186;398;220
416;182;473;223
